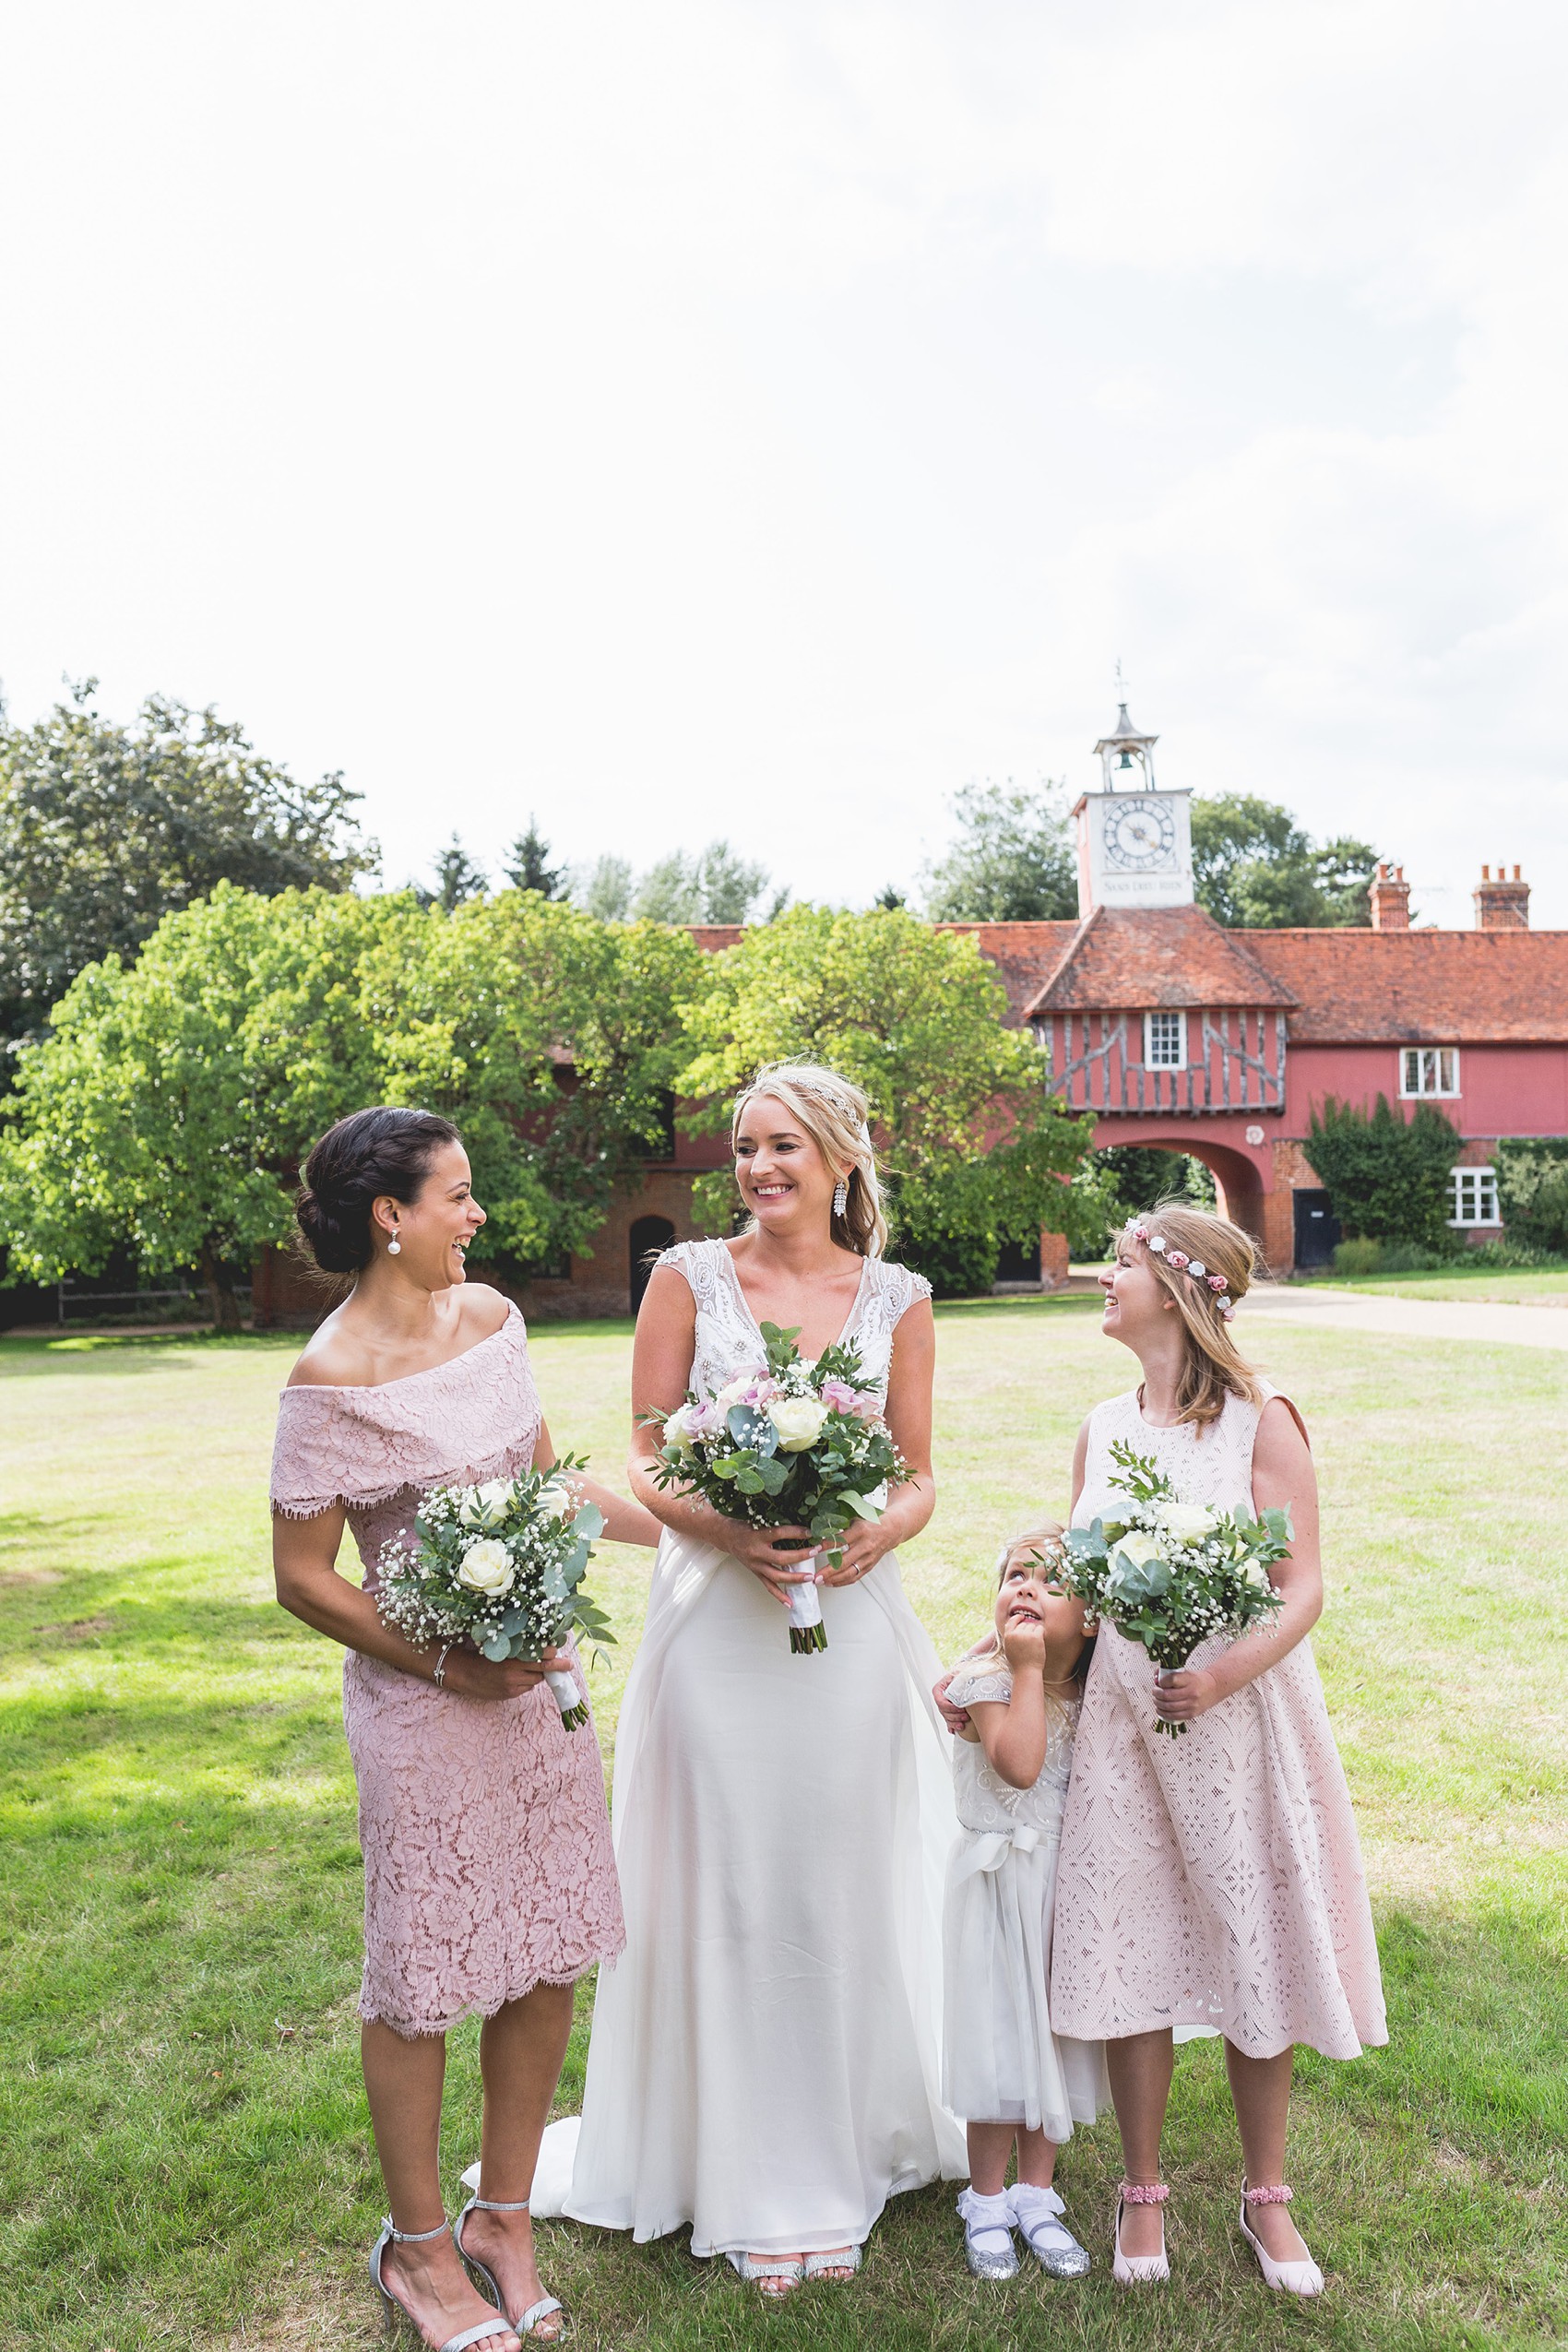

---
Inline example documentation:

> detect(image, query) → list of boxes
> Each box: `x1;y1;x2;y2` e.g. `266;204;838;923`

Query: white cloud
0;0;1563;920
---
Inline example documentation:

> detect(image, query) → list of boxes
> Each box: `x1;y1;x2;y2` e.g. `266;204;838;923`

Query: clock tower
1073;699;1194;917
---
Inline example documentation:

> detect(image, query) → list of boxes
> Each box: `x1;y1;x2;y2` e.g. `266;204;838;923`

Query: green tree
0;681;374;1047
0;885;386;1327
424;835;489;911
574;855;634;921
1495;1138;1568;1254
630;842;773;926
676;906;1096;1295
1192;795;1379;928
922;780;1077;922
504;816;566;898
1307;1094;1461;1249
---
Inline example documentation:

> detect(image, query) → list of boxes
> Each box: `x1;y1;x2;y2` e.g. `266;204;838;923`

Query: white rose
1242;1560;1274;1592
457;1478;515;1529
661;1403;697;1456
766;1395;831;1453
715;1375;758;1413
1157;1501;1218;1543
534;1481;575;1522
1111;1529;1164;1570
456;1537;516;1596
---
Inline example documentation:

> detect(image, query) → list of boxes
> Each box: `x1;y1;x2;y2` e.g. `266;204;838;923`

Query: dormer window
1401;1047;1459;1098
1145;1010;1187;1069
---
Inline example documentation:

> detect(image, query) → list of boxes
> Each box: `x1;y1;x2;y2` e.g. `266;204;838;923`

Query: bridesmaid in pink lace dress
271;1109;659;2352
1048;1202;1385;2297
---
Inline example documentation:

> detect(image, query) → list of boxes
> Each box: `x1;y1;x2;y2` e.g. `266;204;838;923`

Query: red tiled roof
935;921;1080;1026
1242;928;1568;1043
994;906;1297;1017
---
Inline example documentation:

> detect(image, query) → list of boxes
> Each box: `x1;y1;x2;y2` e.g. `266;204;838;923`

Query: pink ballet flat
1111;2180;1169;2286
1239;2180;1324;2298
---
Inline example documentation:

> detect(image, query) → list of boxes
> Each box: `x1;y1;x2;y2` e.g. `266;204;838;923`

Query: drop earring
387;1230;401;1255
832;1178;848;1218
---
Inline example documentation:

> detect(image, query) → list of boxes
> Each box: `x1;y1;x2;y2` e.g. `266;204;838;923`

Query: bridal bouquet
374;1457;614;1729
1058;1439;1289;1738
648;1321;907;1654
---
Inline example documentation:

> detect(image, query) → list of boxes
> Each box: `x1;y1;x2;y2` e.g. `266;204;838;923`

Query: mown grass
1300;1265;1568;1306
2;1311;1565;2352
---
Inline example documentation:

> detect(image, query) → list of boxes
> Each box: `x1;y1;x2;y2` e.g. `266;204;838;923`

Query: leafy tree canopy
0;680;374;1046
675;906;1096;1293
921;780;1077;922
1192;794;1379;929
422;834;490;912
1494;1138;1568;1255
571;841;781;927
0;885;702;1325
1307;1093;1460;1249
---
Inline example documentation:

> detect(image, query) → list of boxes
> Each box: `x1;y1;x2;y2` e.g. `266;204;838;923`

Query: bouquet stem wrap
783;1562;826;1655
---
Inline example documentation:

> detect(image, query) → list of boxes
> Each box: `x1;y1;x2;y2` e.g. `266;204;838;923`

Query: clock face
1104;796;1177;871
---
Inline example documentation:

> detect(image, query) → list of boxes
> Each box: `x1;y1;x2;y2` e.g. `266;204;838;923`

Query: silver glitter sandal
725;2251;805;2296
802;2246;861;2282
1010;2183;1090;2278
956;2187;1019;2280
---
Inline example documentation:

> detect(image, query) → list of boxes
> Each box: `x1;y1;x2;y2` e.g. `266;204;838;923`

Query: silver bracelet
433;1642;454;1689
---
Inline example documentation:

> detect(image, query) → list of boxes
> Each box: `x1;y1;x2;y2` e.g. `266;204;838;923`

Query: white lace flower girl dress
525;1240;966;2259
943;1666;1108;2140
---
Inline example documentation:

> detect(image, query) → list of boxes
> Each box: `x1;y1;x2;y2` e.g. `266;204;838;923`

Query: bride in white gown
528;1062;964;2291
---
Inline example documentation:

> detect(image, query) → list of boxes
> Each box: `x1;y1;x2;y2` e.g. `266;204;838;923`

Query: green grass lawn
1295;1265;1568;1307
3;1310;1564;2352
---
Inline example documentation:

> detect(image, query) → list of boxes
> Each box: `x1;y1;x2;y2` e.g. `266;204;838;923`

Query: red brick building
254;710;1566;1321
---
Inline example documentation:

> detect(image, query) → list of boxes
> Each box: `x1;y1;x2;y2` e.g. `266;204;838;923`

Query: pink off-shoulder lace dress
269;1303;624;2038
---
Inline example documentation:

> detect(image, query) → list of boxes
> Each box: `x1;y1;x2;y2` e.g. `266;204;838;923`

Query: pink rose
1166;1249;1190;1270
1206;1274;1229;1292
818;1378;858;1413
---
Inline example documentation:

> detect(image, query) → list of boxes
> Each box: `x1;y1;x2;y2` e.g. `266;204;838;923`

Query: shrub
1331;1237;1384;1277
897;1221;1001;1300
1307;1094;1461;1249
1378;1242;1455;1274
1495;1139;1568;1255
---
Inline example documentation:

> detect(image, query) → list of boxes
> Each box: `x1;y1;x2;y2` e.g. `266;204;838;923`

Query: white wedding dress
525;1240;966;2258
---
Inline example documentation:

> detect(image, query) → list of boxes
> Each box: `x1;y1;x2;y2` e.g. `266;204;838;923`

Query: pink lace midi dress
269;1304;624;2038
1050;1384;1386;2062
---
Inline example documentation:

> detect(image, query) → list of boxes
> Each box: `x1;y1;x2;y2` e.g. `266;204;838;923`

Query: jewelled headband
735;1072;872;1144
1126;1219;1238;1320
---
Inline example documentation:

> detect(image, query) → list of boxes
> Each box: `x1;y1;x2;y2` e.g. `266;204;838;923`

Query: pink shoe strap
1118;2180;1170;2205
1242;2181;1294;2205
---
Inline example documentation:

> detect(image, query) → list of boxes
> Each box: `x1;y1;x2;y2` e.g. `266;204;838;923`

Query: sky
1;0;1564;925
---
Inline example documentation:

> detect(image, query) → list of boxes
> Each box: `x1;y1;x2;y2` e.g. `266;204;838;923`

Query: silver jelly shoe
1010;2182;1090;2278
956;2187;1019;2280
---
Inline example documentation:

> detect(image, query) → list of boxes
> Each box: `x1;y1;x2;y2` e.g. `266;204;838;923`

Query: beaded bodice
945;1662;1079;1835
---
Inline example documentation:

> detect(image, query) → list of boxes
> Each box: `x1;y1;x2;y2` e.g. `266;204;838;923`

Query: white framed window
1450;1166;1500;1227
1401;1046;1460;1097
1144;1010;1186;1069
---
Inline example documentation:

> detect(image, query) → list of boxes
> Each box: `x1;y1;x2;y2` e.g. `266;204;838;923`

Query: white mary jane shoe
956;2187;1018;2280
1009;2182;1090;2278
1239;2180;1324;2297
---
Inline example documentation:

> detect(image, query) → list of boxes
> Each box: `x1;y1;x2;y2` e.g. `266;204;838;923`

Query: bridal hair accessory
1128;1220;1236;1317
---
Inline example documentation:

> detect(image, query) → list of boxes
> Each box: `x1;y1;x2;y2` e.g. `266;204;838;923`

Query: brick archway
1118;1136;1265;1248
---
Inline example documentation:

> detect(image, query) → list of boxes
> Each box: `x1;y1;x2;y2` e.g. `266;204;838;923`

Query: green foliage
1308;1094;1462;1249
921;779;1077;921
575;855;634;921
503;816;566;899
570;841;778;926
422;834;490;911
0;886;700;1324
1332;1236;1386;1277
0;681;374;1047
1495;1137;1568;1254
1063;1146;1217;1262
675;905;1096;1294
1192;793;1379;928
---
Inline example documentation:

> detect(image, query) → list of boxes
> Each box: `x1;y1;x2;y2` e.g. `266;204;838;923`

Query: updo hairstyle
1125;1198;1265;1428
729;1061;888;1258
295;1107;461;1275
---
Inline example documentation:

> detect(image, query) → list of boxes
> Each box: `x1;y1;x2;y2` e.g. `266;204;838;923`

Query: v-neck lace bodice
661;1239;930;1400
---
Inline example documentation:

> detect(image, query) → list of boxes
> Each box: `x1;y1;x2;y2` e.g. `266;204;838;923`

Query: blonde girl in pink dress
271;1109;660;2352
1048;1202;1385;2296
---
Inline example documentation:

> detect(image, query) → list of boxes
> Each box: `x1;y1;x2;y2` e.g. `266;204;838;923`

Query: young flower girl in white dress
944;1526;1108;2283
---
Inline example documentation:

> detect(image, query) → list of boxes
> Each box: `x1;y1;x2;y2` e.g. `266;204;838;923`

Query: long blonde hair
729;1061;888;1258
1123;1198;1265;1428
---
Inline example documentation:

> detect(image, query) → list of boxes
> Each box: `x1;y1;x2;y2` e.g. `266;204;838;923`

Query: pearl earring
832;1178;848;1218
387;1233;401;1255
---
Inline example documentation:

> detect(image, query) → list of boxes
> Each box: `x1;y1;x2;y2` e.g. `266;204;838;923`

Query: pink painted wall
1282;1042;1568;1141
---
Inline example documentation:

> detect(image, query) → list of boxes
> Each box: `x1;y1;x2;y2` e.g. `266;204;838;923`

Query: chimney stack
1474;863;1530;931
1369;861;1411;932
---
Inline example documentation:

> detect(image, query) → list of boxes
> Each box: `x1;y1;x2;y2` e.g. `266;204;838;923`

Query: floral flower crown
1126;1219;1238;1320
